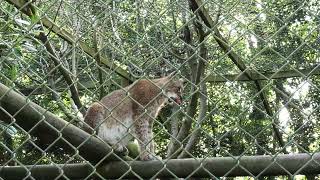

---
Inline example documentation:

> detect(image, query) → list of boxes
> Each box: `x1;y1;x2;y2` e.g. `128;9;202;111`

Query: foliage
0;0;320;179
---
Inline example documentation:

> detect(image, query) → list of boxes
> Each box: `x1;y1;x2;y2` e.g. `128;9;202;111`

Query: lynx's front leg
135;119;155;161
148;123;155;154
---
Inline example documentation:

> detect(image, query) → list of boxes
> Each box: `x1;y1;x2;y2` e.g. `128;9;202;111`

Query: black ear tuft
168;70;181;78
168;71;176;77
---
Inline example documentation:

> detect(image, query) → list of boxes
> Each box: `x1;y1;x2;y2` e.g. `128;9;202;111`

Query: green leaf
13;47;22;57
30;14;40;24
10;65;18;80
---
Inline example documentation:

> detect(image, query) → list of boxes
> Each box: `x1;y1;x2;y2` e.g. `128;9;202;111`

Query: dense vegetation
0;0;319;179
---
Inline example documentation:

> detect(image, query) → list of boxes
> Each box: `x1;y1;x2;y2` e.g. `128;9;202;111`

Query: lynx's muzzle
167;92;182;105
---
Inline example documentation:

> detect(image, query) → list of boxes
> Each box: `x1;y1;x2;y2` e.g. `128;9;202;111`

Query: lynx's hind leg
134;117;156;161
84;102;105;134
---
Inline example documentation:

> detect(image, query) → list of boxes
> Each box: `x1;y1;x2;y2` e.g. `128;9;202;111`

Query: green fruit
127;141;140;158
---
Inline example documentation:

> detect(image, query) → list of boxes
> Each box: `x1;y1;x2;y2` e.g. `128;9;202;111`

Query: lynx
84;74;183;160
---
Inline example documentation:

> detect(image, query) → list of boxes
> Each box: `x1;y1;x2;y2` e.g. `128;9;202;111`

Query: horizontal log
0;163;93;180
0;82;117;163
99;153;320;178
2;153;319;179
206;67;320;82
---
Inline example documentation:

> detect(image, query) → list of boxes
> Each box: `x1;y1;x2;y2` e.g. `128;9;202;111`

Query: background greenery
0;0;319;179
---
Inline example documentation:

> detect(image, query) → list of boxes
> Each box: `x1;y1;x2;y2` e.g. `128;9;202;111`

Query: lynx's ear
168;71;177;78
166;71;180;80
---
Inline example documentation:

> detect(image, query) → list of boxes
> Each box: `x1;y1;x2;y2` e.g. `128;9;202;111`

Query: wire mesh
0;0;320;179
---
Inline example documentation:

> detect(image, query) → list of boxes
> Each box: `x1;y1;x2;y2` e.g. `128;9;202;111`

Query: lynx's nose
167;92;182;105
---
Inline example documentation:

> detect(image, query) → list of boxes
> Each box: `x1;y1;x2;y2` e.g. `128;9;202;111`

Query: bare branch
18;67;320;95
166;106;182;155
36;32;86;116
178;21;208;158
167;16;207;158
93;26;105;99
206;67;320;82
178;80;207;158
48;74;77;121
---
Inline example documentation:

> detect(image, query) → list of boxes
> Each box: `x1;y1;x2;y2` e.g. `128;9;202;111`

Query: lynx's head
156;73;184;105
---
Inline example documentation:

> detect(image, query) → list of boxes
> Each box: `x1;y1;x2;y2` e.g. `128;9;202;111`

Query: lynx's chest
98;115;135;145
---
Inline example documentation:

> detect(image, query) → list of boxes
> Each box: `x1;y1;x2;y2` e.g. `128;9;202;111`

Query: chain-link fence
0;0;320;179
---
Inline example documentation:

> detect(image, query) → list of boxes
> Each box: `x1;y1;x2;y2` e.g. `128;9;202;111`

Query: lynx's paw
114;145;129;156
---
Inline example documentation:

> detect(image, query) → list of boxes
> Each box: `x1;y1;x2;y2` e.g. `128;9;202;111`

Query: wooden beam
98;153;320;178
0;163;93;180
1;153;319;179
4;0;134;82
205;67;320;82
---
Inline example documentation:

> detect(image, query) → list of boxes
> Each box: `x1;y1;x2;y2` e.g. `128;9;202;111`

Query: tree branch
167;16;207;158
178;21;208;158
18;67;320;95
178;80;207;158
166;105;182;156
205;67;320;82
48;74;77;121
36;32;86;116
189;0;286;151
93;27;105;99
